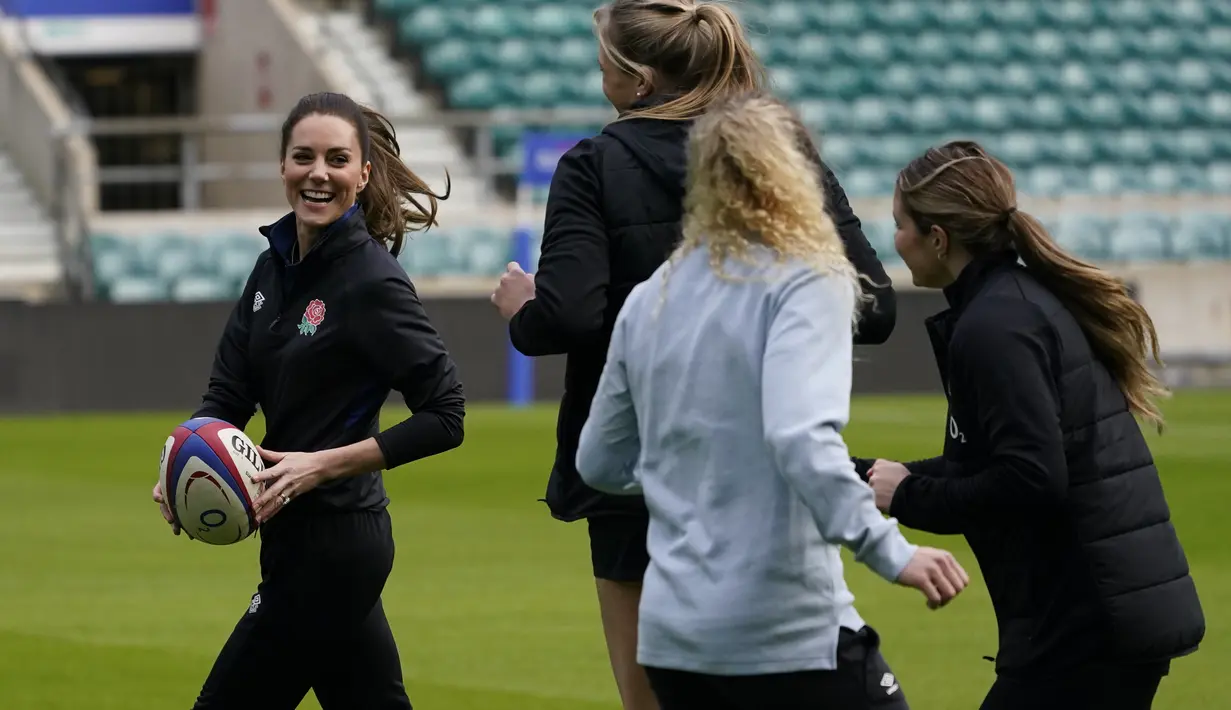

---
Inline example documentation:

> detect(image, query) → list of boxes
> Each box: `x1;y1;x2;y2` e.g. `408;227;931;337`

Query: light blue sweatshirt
575;244;917;676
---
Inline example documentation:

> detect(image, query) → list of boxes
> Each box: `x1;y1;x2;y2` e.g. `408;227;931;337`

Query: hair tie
1002;206;1018;226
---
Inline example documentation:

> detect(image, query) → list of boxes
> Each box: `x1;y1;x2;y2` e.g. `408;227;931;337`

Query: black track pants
644;626;910;710
191;506;412;710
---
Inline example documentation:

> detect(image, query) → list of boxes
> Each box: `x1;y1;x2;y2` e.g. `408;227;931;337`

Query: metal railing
62;106;614;179
0;21;96;301
43;107;614;298
10;92;1231;302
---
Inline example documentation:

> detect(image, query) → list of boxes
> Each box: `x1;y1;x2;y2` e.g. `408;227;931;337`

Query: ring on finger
280;492;292;506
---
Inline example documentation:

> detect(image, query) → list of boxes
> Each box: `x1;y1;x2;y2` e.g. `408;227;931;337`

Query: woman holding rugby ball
152;91;464;710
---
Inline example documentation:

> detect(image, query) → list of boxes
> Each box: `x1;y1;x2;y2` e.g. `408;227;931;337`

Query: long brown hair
896;140;1169;430
594;0;766;122
279;92;449;256
670;92;864;324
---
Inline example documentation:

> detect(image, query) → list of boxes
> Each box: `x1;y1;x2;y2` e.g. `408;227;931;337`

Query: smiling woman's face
280;113;370;236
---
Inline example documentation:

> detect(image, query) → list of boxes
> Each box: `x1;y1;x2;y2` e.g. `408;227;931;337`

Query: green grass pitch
0;392;1226;709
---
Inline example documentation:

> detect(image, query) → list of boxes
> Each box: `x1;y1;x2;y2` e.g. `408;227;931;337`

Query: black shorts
644;626;909;710
191;505;412;710
979;660;1170;710
587;514;651;583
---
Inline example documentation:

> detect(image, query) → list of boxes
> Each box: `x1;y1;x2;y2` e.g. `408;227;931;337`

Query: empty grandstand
0;0;1227;369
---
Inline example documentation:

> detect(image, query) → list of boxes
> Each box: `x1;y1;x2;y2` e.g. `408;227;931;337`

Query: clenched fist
490;262;536;320
897;547;970;609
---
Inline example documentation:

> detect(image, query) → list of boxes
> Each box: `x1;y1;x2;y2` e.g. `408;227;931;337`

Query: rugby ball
158;417;265;545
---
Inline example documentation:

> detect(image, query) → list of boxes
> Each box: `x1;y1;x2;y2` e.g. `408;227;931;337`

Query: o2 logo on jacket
948;415;967;444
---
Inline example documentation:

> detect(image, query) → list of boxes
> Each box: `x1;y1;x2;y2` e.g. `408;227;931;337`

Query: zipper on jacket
267;258;298;333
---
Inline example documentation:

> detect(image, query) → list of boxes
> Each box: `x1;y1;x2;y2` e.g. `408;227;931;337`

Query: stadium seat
860;219;900;264
421;40;478;79
1039;0;1097;28
875;0;927;30
1112;213;1175;261
107;275;169;303
1207;165;1231;192
172;276;236;303
1054;214;1115;261
1176;213;1231;260
398;7;455;44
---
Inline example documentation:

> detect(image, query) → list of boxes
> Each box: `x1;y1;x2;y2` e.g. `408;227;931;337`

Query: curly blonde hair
669;91;864;323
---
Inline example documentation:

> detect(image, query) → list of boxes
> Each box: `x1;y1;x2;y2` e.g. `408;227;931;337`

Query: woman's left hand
251;446;336;524
490;262;536;320
868;459;911;513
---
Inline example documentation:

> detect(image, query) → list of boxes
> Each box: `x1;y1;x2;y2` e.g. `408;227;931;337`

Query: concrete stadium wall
195;0;337;209
0;293;950;415
1116;262;1231;359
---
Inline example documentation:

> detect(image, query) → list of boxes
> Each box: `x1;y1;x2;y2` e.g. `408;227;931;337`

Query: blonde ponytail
594;0;766;122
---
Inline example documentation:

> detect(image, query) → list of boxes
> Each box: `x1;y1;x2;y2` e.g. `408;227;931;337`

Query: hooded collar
601;92;691;199
941;249;1020;311
259;202;368;267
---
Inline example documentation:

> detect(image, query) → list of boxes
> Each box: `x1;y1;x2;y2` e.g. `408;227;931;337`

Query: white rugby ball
158;417;265;545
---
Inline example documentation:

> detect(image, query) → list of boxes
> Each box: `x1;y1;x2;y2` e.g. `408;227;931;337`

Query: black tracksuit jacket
510;95;898;522
860;252;1204;677
193;204;465;511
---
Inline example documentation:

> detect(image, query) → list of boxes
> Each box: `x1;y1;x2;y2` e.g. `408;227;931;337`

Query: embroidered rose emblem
298;299;326;336
305;299;326;326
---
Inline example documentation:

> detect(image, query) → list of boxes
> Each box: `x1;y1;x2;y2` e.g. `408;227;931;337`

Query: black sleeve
352;274;465;469
819;164;897;345
508;141;609;357
889;303;1068;534
905;456;947;477
192;261;261;429
851;455;946;482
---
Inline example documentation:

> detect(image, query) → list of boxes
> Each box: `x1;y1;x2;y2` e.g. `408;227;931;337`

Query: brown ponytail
594;0;766;122
897;141;1169;431
357;106;449;256
1007;210;1168;429
280;92;449;257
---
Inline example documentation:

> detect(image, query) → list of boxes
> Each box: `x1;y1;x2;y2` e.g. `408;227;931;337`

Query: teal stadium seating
378;0;1231;198
87;0;1231;301
89;212;1231;302
89;227;546;303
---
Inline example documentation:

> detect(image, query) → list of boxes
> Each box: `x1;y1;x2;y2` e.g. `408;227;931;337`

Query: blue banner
0;0;193;16
519;132;590;188
502;130;590;406
505;228;537;408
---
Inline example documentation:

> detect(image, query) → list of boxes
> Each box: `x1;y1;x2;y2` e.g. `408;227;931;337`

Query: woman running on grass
575;91;968;710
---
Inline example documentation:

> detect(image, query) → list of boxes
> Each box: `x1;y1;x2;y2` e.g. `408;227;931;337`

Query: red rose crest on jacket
298;299;326;336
